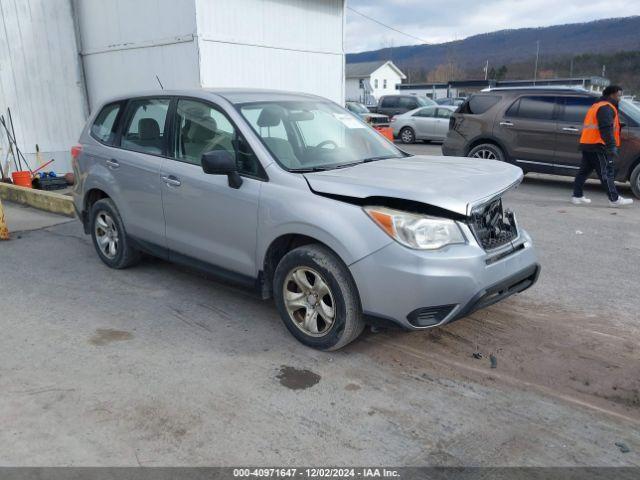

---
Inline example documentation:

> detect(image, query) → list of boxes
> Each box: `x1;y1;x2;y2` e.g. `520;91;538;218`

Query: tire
273;244;364;351
468;143;505;162
90;198;141;269
630;163;640;199
399;127;416;144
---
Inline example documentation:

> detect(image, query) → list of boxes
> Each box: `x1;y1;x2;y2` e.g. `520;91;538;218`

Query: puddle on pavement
345;383;361;391
277;366;321;390
89;329;133;346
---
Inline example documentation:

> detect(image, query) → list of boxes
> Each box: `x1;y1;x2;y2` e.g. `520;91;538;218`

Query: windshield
620;99;640;126
418;97;436;107
347;102;369;114
239;101;405;171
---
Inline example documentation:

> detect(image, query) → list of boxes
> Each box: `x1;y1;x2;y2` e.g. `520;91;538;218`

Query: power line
346;6;430;45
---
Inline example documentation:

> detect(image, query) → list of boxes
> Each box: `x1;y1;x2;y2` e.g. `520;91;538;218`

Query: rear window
90;102;122;145
506;96;557;120
461;95;501;115
560;96;597;123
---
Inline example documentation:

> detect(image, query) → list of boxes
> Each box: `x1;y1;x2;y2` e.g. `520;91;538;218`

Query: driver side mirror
201;150;243;189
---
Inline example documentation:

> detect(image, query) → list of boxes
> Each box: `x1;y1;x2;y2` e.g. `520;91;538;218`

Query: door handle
562;127;580;132
499;121;514;127
105;159;120;169
161;175;181;187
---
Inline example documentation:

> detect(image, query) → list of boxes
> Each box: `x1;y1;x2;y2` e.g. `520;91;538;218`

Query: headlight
364;206;465;250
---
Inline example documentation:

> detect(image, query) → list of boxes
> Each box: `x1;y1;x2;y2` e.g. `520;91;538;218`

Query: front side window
239;101;404;172
91;102;122;145
560;96;597;123
121;98;170;155
172;99;262;177
413;107;436;118
506;96;557;120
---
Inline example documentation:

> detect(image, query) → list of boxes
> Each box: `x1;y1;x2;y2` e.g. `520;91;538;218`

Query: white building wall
0;0;87;174
195;0;345;104
369;64;403;101
75;0;201;111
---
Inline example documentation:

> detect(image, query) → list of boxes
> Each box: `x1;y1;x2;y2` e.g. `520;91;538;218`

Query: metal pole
533;41;540;85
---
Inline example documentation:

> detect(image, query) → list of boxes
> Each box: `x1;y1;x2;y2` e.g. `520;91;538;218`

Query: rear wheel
90;198;140;269
468;143;505;162
399;127;416;144
630;163;640;199
273;244;364;351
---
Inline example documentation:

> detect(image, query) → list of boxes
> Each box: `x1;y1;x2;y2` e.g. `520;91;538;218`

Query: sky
346;1;640;53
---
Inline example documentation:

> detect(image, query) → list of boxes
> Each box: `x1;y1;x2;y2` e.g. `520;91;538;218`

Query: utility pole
533;40;540;85
484;60;489;80
602;64;606;77
569;57;574;78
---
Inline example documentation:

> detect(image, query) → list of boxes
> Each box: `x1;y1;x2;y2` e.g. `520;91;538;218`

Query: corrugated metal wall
0;0;87;174
195;0;345;104
75;0;200;110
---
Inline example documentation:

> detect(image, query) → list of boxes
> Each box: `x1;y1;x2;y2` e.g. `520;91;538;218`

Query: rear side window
399;97;418;110
507;96;557;120
381;97;398;108
463;95;501;115
560;96;597;123
436;108;452;118
121;98;171;155
90;103;122;145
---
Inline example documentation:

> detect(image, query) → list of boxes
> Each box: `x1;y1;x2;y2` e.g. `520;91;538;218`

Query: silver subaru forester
72;89;540;350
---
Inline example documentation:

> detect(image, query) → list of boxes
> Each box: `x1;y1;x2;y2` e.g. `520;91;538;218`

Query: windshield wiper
361;155;398;163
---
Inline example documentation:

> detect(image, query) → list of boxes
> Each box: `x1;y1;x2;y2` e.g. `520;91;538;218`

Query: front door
495;95;558;172
412;107;436;139
434;108;453;140
554;96;597;175
160;98;264;279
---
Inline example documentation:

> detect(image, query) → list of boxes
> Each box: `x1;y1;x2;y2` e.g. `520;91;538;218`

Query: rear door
110;97;170;247
379;96;399;117
160;97;264;279
495;95;558;171
554;95;597;174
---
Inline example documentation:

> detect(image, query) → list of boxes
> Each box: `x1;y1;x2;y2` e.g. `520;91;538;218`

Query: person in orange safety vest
572;85;633;207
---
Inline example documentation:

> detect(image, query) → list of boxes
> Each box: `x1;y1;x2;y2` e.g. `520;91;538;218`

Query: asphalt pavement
0;145;638;466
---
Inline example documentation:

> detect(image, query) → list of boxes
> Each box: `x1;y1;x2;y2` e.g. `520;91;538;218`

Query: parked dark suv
372;95;435;118
442;87;640;198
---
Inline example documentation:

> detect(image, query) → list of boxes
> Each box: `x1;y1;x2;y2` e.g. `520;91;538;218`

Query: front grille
468;198;518;250
368;116;389;125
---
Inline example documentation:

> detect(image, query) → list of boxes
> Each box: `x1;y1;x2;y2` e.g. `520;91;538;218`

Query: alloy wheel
94;211;119;259
283;267;335;337
401;128;414;143
471;148;497;160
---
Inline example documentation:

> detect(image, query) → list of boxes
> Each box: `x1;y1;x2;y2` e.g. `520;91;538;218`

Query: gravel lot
1;144;639;466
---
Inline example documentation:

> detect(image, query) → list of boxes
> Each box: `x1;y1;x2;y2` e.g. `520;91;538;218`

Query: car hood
304;155;523;216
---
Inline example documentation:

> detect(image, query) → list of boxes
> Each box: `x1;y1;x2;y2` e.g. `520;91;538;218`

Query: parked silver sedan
392;105;456;143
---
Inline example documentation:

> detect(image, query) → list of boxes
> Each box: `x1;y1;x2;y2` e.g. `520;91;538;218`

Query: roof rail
481;86;593;93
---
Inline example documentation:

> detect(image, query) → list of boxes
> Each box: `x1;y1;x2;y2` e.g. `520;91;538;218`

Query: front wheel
468;143;505;162
630;163;640;199
273;244;364;351
399;127;416;144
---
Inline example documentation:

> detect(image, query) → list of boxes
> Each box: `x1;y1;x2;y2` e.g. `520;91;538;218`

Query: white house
0;0;346;174
345;60;406;105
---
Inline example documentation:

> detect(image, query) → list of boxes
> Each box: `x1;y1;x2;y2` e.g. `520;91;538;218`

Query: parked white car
392;105;456;143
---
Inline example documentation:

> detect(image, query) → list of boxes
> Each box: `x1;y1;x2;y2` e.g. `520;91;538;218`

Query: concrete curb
0;182;75;217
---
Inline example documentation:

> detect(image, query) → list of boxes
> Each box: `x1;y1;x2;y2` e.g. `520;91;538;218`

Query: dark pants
572;150;619;202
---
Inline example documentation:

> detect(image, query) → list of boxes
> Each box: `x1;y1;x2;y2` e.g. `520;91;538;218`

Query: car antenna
155;75;164;90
